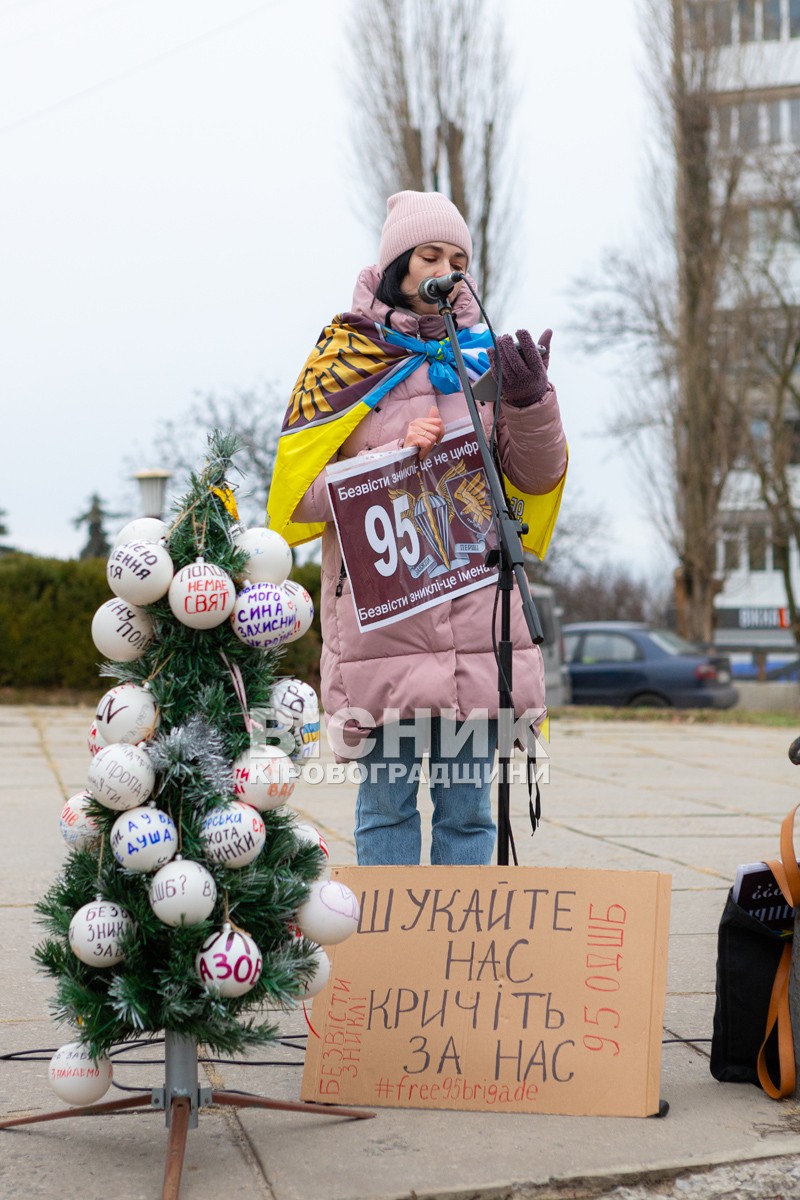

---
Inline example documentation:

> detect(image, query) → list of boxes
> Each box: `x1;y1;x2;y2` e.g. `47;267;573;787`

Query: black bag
710;887;791;1088
710;804;799;1099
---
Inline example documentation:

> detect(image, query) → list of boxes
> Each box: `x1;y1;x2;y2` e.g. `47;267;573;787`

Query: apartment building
689;0;800;655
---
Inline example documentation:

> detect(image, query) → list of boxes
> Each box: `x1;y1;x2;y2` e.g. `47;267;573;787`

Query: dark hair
375;248;414;311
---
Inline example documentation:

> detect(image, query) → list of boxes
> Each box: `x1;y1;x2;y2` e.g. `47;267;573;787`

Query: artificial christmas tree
0;433;369;1197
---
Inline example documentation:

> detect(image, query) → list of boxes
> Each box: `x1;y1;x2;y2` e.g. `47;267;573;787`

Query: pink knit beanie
378;191;472;271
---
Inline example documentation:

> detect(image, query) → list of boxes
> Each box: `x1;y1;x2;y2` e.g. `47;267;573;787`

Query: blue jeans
354;716;497;865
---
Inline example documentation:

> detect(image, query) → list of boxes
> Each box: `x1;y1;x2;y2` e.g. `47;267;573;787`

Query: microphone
417;272;464;302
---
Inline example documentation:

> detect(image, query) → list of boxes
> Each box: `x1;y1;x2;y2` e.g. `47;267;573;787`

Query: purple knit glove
488;328;552;407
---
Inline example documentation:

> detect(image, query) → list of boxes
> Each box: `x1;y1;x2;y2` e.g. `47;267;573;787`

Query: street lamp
132;469;173;520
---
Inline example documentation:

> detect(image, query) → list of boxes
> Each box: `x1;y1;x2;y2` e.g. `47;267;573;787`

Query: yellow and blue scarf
267;313;566;559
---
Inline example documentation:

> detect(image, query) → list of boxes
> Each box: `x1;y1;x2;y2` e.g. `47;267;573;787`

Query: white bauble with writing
106;539;174;605
302;943;332;999
292;821;330;878
232;747;296;811
269;678;319;730
91;598;155;662
280;580;315;643
69;899;134;967
87;742;156;812
168;558;237;629
148;857;217;927
49;1042;113;1105
110;805;178;873
195;925;263;997
114;517;169;546
95;683;159;745
269;678;320;762
60;791;100;850
230;583;297;649
199;801;266;868
233;527;292;584
296;880;360;946
87;720;107;758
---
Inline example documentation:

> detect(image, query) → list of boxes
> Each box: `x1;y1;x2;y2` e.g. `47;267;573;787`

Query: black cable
2;1034;309;1069
662;1037;712;1044
446;276;544;856
5;1035;716;1079
0;1051;53;1063
456;276;505;459
455;275;514;699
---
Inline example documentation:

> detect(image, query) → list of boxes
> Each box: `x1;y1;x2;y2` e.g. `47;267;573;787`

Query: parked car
562;622;739;709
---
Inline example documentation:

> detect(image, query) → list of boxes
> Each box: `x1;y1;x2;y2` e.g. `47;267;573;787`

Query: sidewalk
3;705;800;1199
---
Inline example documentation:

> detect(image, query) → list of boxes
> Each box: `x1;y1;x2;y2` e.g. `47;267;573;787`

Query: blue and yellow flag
267;314;566;559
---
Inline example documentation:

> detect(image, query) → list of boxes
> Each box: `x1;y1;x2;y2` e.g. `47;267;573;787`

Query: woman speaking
268;190;567;867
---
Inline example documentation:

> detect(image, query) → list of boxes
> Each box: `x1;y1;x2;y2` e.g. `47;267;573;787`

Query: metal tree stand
0;1031;374;1199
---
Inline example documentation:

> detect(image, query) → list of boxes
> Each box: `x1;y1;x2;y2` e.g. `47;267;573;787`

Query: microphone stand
433;290;543;867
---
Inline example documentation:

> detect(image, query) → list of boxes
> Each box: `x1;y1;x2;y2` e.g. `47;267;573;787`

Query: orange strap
756;942;795;1099
764;803;800;908
754;802;800;1100
780;803;800;905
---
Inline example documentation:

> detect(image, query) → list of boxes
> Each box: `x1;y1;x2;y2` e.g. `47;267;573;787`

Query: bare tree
546;561;671;627
349;0;514;307
667;0;750;643
571;0;794;645
524;482;605;586
720;171;800;643
130;384;286;527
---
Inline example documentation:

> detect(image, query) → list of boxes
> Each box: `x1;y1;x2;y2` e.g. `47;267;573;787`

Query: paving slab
3;706;800;1200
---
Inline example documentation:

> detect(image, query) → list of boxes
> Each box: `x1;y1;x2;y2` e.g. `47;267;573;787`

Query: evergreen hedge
0;555;109;689
0;554;322;693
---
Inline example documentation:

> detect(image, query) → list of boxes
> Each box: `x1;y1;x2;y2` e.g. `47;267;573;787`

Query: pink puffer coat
292;265;568;756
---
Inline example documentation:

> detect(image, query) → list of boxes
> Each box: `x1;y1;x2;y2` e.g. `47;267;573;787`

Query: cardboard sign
301;865;671;1117
325;420;498;631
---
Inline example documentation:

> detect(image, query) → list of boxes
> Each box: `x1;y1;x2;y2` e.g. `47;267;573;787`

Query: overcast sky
0;0;667;574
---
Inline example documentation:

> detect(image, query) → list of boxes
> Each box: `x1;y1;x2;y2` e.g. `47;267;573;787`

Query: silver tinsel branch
148;716;233;796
